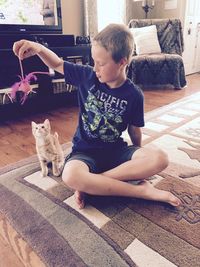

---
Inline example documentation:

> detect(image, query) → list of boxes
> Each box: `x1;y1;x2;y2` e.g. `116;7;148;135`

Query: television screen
0;0;62;34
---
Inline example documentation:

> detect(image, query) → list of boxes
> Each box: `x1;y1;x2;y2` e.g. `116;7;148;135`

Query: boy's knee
62;165;78;189
155;149;169;170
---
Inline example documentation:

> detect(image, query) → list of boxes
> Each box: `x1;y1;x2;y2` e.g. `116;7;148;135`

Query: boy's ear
119;58;128;67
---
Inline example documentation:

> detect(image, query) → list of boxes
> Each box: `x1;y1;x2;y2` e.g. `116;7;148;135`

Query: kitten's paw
59;162;64;171
41;167;48;177
53;162;64;176
53;170;61;177
52;165;60;176
41;172;48;177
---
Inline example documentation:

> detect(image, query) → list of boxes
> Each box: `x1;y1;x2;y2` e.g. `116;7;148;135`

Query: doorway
183;0;200;75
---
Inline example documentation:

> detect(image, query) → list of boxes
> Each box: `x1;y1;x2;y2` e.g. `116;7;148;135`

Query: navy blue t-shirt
64;61;144;152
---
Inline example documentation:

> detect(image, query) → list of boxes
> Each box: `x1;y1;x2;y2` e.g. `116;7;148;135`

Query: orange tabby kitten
32;119;64;177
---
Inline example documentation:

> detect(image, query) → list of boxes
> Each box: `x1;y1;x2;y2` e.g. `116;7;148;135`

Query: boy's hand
13;40;42;60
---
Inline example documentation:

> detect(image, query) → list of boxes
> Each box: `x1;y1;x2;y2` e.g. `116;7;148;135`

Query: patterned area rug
1;92;200;267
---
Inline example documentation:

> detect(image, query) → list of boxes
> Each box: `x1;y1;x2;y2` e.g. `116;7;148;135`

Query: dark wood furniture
0;36;91;120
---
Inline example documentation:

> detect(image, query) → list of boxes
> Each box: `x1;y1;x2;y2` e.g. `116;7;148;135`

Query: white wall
61;0;84;36
132;0;186;25
153;0;186;25
60;0;187;35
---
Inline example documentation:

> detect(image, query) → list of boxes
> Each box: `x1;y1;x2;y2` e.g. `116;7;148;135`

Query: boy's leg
62;158;181;209
102;144;168;181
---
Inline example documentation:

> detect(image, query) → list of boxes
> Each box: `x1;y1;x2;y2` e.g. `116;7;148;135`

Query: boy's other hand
13;40;42;60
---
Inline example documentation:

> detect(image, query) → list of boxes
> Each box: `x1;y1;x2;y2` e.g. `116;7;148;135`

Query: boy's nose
93;63;99;73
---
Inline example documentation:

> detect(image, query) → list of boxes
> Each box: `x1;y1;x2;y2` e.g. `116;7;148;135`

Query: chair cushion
127;53;186;88
130;25;161;55
128;19;184;55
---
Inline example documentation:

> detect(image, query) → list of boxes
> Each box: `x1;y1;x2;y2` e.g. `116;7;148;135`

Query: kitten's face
32;119;51;138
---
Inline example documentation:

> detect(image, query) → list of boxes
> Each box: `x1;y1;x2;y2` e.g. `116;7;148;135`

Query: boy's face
91;43;127;88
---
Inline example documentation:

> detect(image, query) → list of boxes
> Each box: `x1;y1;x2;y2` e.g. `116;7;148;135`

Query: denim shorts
65;145;140;173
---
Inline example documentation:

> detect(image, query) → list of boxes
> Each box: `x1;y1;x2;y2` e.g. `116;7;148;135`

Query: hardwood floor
0;73;200;266
0;234;23;267
0;73;200;168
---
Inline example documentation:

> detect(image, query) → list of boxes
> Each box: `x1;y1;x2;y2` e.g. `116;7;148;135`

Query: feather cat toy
5;58;50;105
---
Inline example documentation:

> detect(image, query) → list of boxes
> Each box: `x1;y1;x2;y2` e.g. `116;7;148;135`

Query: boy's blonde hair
93;23;133;64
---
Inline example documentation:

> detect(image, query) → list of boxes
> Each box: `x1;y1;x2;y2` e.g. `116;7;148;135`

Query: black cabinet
0;44;91;120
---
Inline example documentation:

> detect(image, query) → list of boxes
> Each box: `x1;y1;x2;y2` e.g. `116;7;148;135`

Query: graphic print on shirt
82;86;128;142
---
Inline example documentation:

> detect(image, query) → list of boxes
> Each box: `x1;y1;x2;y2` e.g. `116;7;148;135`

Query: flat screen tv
0;0;62;34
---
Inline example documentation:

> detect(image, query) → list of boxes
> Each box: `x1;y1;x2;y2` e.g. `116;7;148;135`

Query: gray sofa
127;19;187;89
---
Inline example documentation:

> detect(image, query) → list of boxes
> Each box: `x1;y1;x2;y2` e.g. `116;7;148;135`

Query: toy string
18;58;50;77
19;58;24;79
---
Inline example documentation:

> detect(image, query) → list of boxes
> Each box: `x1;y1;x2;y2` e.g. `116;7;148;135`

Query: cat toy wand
4;58;51;105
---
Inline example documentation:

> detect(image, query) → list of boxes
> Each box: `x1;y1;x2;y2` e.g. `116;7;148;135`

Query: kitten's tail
54;132;61;150
54;132;59;140
54;132;64;163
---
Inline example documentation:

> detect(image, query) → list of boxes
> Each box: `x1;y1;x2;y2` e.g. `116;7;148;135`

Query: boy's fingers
13;41;24;59
13;40;30;60
13;42;20;57
18;42;29;60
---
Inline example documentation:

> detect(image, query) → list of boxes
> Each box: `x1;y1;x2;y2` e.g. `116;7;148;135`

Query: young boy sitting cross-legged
13;23;181;209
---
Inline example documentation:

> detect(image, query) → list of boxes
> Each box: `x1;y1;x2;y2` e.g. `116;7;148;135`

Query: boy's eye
96;62;105;67
94;61;105;67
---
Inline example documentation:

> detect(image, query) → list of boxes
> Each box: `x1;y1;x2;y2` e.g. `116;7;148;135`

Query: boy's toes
74;191;86;209
169;194;181;207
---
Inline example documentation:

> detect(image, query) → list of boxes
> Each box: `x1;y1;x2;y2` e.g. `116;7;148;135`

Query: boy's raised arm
13;40;64;74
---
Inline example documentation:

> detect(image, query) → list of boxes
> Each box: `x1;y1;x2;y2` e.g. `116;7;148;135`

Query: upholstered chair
127;19;187;89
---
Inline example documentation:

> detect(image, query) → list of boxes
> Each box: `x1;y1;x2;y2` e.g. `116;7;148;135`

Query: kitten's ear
31;121;37;135
44;119;51;130
31;121;37;129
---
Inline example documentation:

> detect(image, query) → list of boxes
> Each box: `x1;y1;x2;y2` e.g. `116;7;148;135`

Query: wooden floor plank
0;234;24;267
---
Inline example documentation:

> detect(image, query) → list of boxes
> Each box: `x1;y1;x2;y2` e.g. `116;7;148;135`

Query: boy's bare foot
138;181;181;207
74;191;86;209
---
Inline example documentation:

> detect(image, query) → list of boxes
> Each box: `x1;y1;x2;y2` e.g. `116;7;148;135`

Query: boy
13;24;181;209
